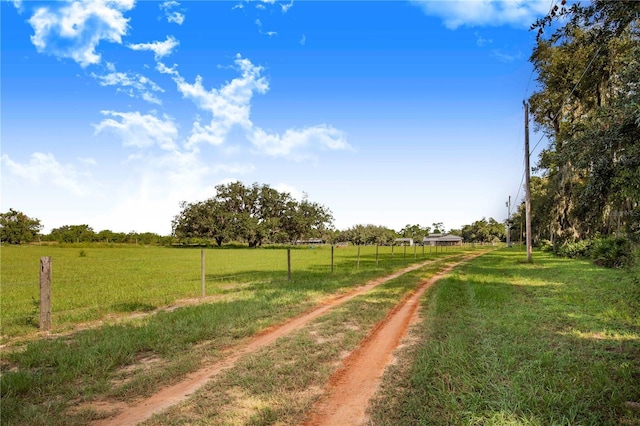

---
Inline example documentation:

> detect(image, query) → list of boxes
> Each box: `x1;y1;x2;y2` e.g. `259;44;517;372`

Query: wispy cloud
251;125;351;160
410;0;550;29
158;54;350;160
474;31;492;47
159;54;269;149
255;18;278;37
491;49;523;63
27;0;133;67
160;0;185;25
1;152;90;195
93;110;179;151
128;35;179;60
300;34;306;46
281;0;294;13
91;70;164;104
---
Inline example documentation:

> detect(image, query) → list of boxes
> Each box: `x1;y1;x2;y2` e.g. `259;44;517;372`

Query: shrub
553;239;593;259
590;236;634;268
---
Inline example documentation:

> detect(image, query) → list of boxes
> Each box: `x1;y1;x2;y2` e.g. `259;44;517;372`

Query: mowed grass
369;248;640;425
1;243;454;339
0;243;475;425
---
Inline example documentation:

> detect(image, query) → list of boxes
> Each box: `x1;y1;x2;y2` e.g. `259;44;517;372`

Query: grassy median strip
142;258;460;426
369;248;640;425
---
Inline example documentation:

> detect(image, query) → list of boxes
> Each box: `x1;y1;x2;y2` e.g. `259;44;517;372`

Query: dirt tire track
93;256;457;425
301;252;484;426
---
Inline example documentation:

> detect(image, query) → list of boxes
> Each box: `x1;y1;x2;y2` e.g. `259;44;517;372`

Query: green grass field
0;243;459;339
369;248;640;425
1;244;471;425
3;247;638;425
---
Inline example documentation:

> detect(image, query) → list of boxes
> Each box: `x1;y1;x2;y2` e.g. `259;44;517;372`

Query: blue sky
2;0;553;235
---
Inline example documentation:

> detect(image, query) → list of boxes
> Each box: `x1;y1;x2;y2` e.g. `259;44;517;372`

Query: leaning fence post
40;256;52;331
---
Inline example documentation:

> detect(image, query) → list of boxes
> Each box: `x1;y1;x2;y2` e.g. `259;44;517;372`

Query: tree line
525;0;639;246
1;182;507;247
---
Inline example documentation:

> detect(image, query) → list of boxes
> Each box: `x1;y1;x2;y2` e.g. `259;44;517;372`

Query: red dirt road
94;255;459;425
301;257;475;426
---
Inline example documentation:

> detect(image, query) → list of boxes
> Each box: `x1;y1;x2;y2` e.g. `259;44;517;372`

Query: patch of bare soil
301;255;479;426
91;253;484;425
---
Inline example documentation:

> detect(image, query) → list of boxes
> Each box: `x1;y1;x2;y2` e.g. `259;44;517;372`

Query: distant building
394;237;414;246
423;233;463;246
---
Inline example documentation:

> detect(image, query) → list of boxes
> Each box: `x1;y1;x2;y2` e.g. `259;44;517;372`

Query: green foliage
553;239;593;259
172;181;333;247
0;209;42;244
337;223;397;245
460;217;505;243
527;3;640;242
590;236;634;268
551;236;636;269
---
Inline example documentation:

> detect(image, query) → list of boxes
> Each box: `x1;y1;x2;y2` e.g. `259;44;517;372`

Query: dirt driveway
95;252;483;425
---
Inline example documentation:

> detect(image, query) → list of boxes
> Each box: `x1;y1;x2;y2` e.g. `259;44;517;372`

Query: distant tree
0;209;43;244
172;181;333;247
431;222;445;234
460;217;505;243
48;224;96;243
172;199;231;246
400;224;431;240
340;224;396;246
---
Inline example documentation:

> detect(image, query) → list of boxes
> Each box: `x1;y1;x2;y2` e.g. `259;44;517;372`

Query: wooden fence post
414;243;417;259
331;245;334;273
40;256;52;331
201;249;206;298
287;248;291;281
357;244;361;268
376;244;379;267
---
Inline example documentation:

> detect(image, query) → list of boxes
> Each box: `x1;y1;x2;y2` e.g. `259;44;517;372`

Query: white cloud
281;0;294;13
250;125;351;159
1;152;89;195
300;34;306;46
28;0;133;67
93;110;179;151
159;1;185;25
162;54;269;149
91;70;164;104
160;55;351;160
128;35;179;60
255;18;278;37
410;0;550;29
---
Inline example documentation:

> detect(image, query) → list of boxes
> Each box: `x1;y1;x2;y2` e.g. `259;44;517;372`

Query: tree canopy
527;0;640;243
0;209;43;244
172;181;334;247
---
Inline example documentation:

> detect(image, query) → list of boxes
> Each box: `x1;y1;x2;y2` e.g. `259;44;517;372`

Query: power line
529;42;604;156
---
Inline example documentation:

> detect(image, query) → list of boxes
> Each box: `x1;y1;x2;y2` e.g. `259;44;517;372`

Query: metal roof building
423;233;464;246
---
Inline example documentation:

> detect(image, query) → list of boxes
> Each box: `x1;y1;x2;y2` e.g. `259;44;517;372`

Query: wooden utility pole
506;196;511;248
524;101;533;262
